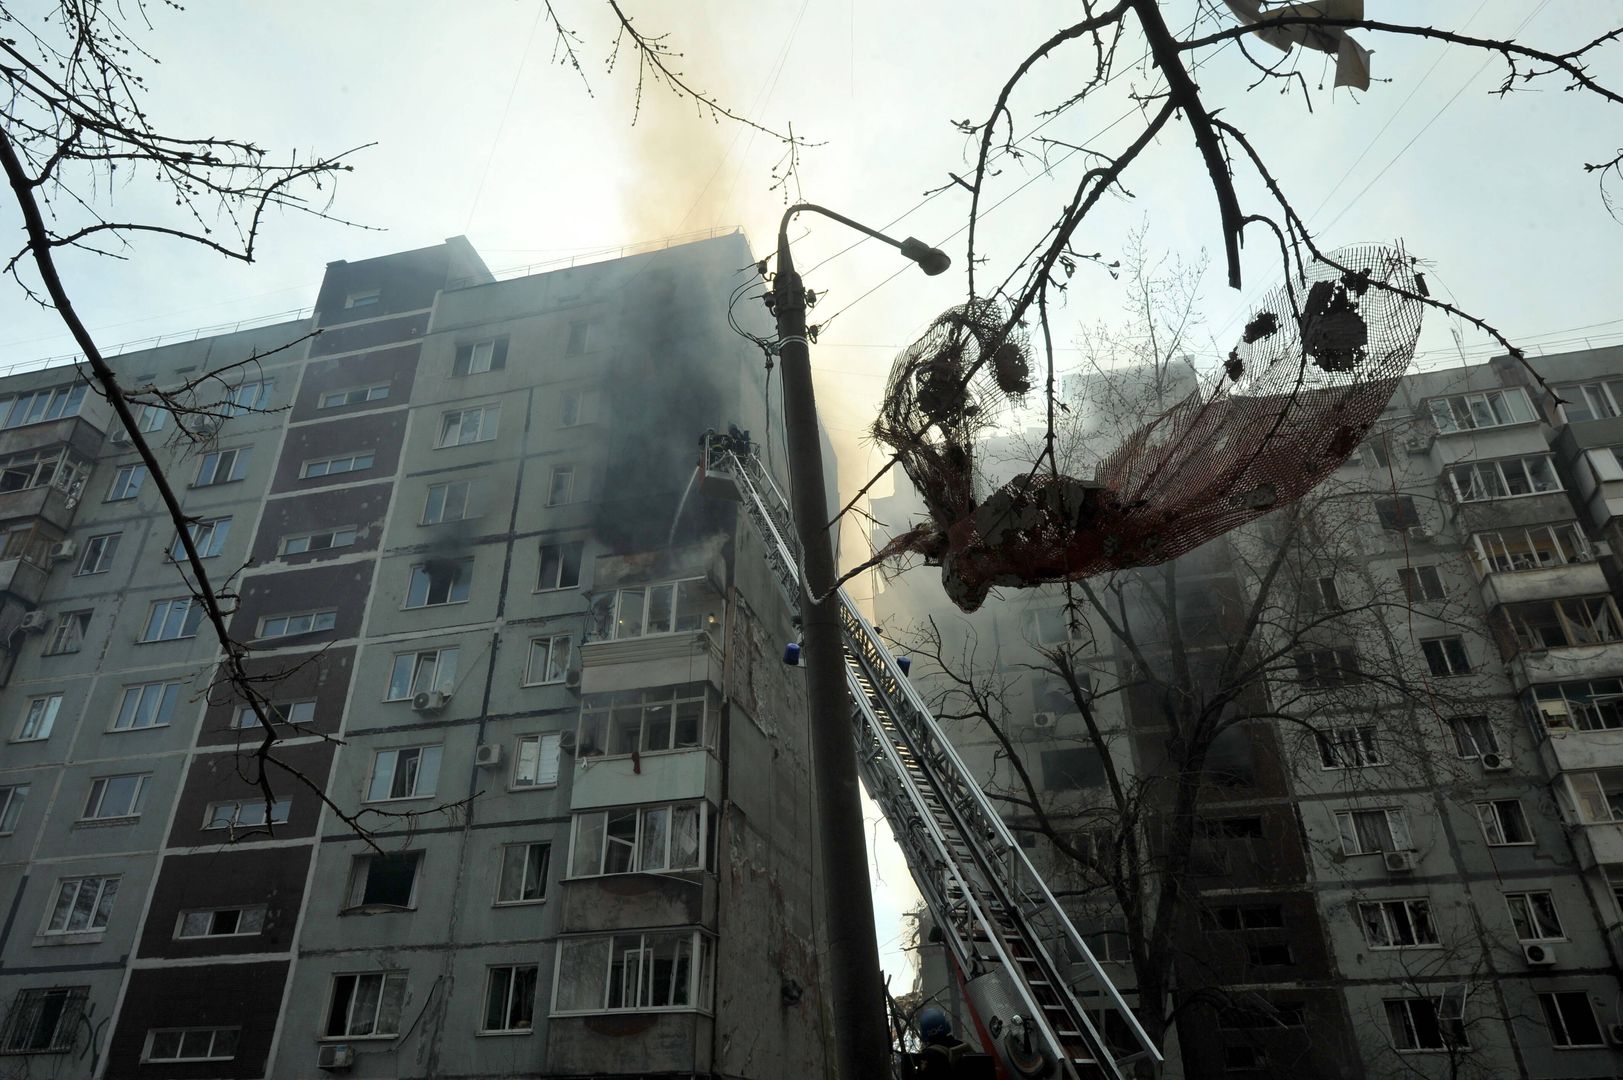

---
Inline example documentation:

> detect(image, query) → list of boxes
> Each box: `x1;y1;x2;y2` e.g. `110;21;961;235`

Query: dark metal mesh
873;244;1425;611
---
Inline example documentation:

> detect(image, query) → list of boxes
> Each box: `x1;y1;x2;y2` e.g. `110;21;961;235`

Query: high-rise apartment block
0;232;833;1078
879;347;1623;1078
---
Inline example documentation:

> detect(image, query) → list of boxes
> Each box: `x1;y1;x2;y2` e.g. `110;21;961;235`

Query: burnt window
1373;496;1420;531
346;852;422;910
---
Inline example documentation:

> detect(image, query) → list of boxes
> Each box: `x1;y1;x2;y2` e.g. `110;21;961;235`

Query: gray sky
3;0;1621;989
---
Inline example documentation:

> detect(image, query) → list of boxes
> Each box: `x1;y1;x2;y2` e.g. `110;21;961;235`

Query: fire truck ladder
704;438;1160;1080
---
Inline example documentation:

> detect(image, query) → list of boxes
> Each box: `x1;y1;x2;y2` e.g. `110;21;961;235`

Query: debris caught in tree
872;244;1425;611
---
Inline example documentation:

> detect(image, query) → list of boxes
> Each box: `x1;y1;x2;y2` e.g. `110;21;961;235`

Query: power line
463;5;547;232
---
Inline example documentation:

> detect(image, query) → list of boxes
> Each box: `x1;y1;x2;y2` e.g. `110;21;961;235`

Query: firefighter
915;1005;969;1078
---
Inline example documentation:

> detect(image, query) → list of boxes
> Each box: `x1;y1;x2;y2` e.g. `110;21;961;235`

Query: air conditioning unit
17;611;49;633
1383;850;1417;873
474;743;503;768
317;1043;355;1070
1480;751;1511;772
47;539;76;561
411;689;449;714
1406;526;1433;543
1522;942;1557;966
1404;434;1431;454
1033;711;1057;731
109;427;132;446
563;668;581;689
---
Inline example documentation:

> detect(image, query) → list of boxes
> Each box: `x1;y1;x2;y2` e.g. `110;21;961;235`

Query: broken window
386;647;457;700
1373;496;1419;531
570;802;705;877
1448;455;1562;502
1397;564;1445;602
1318;725;1383;768
552;931;710;1014
1475;799;1532;845
1420;636;1471;676
1505;596;1623;650
512;733;561;787
1526;679;1623;732
1427;388;1534;432
1470;522;1587;574
1360;899;1438;948
453;337;508;376
537;540;583;590
1335;808;1411;855
405;559;472;607
346;852;422;910
325;972;406;1037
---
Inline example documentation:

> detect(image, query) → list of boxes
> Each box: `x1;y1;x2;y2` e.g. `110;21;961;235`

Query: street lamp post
771;204;948;1078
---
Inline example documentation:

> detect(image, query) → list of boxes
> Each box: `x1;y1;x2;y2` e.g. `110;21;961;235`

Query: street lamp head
898;236;952;276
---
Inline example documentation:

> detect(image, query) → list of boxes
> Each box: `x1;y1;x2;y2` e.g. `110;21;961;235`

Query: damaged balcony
0;525;56;607
1554;768;1623;869
557;800;718;934
580;576;726;695
1500;594;1623;689
1469;521;1608;607
0;441;93;533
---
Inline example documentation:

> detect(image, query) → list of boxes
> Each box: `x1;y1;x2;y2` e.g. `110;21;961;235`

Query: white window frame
194;447;249;487
511;733;562;789
1447;454;1562;502
343;288;380;310
281;525;359;556
45;875;119;934
1427;388;1535;433
1449;716;1499;758
592;579;718;641
170;517;230;560
546;465;575;507
1538;990;1605;1048
404;559;473;608
524;635;573;686
1528;679;1623;733
300;451;375;479
385;647;458;701
1385;997;1464;1053
323;972;406;1039
1470;522;1588;575
1556;378;1623;423
437;404;499;448
319;384;390;409
0;783;27;834
560;387;597;426
107;463;145;501
75;532;119;575
221;380;271;418
578;683;711;756
140;597;203;642
1;384;86;429
551;930;711;1016
422;479;474;524
453;338;507;376
233;699;316;729
1505;891;1564;942
536;540;583;591
16;694;62;741
135;403;168;432
1359;898;1439;949
1318;725;1383;769
1475;799;1533;846
112;681;180;731
174;906;267;939
44;611;89;656
568;801;707;877
1506;595;1623;651
368;745;443;802
204;797;291;831
481;965;538;1033
141;1026;240;1063
1334;807;1412;855
496;842;550;905
257;610;338;639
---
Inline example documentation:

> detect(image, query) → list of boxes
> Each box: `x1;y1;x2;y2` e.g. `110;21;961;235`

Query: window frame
568;801;707;878
1470;522;1588;575
1;986;88;1053
1556;378;1623;423
344;850;423;912
1398;565;1446;603
481;964;538;1034
1427;388;1535;433
107;463;146;501
299;451;375;480
404;559;473;608
524;634;573;686
1317;724;1384;769
141;1026;240;1063
1504;891;1565;943
1334;807;1412;856
436;404;499;448
1359;898;1440;949
1447;454;1563;502
550;930;712;1016
453;337;508;377
536;540;583;591
16;693;62;741
367;745;443;802
173;906;267;940
591;579;720;641
280;525;359;556
256;609;338;639
203;796;291;831
422;479;474;524
323;971;407;1040
1293;647;1361;688
112;681;180;732
385;647;458;702
0;783;27;834
232;699;316;730
546;465;575;507
1537;990;1605;1049
319;384;390;409
577;683;712;757
1449;716;1499;758
1420;636;1472;677
1384;997;1466;1053
43;610;89;656
1527;679;1623;733
45;875;120;934
495;842;551;906
511;733;562;789
75;532;120;575
193;447;249;487
1475;799;1534;846
140;597;203;642
169;517;230;561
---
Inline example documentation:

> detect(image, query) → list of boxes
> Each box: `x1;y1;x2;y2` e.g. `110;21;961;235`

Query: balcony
570;748;717;810
1480;560;1608;608
1539;727;1623;776
580;629;724;695
1512;643;1623;689
0;552;49;607
1572;821;1623;869
558;872;714;935
547;1012;711;1073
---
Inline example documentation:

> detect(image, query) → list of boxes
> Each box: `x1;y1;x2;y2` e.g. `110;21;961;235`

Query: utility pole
770;204;948;1079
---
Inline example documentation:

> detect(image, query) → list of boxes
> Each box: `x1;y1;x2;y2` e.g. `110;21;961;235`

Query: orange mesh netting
873;244;1425;612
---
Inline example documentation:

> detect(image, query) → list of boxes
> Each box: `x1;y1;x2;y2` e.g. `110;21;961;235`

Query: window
176;907;266;938
74;533;119;575
204;797;290;830
108;463;146;501
1023;607;1074;646
1505;596;1623;650
565;320;592;356
553;931;710;1014
560;387;597;426
1335;808;1412;855
497;842;550;904
405;560;472;608
1476;799;1533;845
512;734;562;788
257;610;337;639
482;965;538;1033
1470;522;1588;574
1314;576;1342;610
1385;998;1465;1052
1;384;86;429
1294;647;1360;687
1538;991;1605;1048
325;972;406;1038
43;611;89;656
1374;496;1419;531
83;776;149;818
232;700;316;729
1360;899;1438;948
570;802;705;876
1;987;87;1052
386;647;458;701
194;448;249;486
345;852;422;910
1505;891;1563;941
368;745;442;801
546;465;575;506
141;597;203;641
537;541;583;590
301;452;374;479
590;580;721;640
421;481;473;526
1556;378;1623;423
1427;388;1535;432
578;683;712;756
113;681;180;731
1566;769;1623;824
222;380;270;417
1449;716;1499;758
1448;455;1562;502
0;449;69;493
281;525;358;555
525;635;573;685
143;1027;239;1063
135;403;167;433
17;694;62;740
343;287;381;310
1421;636;1472;677
1398;565;1445;602
170;517;230;560
1527;679;1623;733
46;876;119;933
1203;904;1285;931
1041;748;1104;790
453;338;508;376
1318;725;1383;768
320;384;389;409
0;784;28;833
437;404;498;447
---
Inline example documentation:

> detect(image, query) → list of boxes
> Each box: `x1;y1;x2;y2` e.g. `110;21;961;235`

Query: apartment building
0;231;833;1078
878;349;1623;1079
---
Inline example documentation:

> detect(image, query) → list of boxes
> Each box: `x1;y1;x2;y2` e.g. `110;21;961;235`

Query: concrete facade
878;351;1623;1078
0;233;832;1078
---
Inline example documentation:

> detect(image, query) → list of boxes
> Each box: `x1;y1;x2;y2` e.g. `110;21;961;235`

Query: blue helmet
918;1005;951;1039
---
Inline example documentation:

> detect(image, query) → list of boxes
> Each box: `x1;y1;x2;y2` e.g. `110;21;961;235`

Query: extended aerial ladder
700;435;1160;1080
